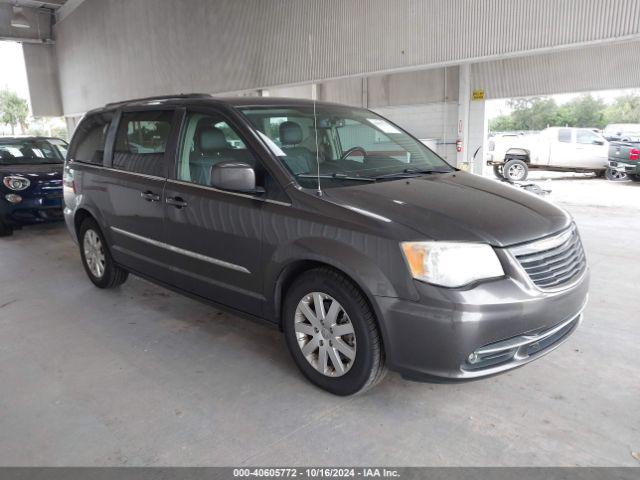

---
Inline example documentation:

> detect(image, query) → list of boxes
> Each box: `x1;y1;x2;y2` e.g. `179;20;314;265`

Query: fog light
5;194;22;204
467;352;480;364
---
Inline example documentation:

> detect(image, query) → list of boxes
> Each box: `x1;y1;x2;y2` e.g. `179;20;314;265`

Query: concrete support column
468;98;487;175
456;63;470;168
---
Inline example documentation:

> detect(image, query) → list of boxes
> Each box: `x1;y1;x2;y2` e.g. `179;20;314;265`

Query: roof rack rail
104;93;212;108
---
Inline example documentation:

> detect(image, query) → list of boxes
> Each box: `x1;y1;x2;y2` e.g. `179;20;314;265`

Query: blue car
0;137;67;237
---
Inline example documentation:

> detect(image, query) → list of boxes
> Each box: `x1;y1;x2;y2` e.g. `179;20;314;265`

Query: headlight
3;175;30;191
400;241;504;288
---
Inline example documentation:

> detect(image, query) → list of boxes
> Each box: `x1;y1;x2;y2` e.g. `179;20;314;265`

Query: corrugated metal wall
472;40;640;99
55;0;640;115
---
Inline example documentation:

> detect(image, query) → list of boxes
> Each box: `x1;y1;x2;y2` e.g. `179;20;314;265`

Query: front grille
511;226;586;290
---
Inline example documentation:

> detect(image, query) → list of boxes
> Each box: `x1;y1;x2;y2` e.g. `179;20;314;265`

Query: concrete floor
0;176;638;466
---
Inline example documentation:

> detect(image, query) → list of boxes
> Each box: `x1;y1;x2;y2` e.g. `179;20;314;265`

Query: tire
628;174;640;182
492;165;504;179
605;167;628;182
283;267;386;396
594;170;606;178
0;222;13;237
502;159;528;182
79;218;128;289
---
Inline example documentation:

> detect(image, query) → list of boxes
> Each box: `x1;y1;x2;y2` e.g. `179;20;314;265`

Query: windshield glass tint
0;140;64;165
240;105;451;188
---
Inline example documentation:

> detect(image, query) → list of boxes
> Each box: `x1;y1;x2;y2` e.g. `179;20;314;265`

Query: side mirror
210;161;263;194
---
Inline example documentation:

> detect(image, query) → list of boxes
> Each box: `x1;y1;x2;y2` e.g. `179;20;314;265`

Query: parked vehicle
0;137;67;237
487;127;608;181
606;136;640;182
64;95;589;395
602;123;640;142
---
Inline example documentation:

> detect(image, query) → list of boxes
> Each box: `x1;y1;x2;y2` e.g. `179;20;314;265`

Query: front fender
265;235;420;314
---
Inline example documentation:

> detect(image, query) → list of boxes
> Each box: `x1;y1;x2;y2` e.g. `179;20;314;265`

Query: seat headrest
279;121;303;145
198;127;227;152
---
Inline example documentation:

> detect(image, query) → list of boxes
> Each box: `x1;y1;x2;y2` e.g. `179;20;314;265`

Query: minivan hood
322;172;571;247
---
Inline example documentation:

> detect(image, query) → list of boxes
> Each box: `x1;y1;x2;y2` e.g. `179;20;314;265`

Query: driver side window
177;112;256;187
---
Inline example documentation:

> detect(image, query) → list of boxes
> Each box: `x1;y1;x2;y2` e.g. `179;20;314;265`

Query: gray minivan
63;94;589;395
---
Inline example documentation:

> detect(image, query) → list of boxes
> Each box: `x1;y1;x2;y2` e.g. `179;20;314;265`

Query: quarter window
72;112;113;164
113;110;173;176
177;112;256;186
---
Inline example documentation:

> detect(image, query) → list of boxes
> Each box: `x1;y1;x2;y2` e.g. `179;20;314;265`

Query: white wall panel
472;40;640;99
55;0;640;115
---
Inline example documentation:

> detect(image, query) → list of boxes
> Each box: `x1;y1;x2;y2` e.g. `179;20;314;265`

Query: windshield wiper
374;168;451;180
296;173;376;182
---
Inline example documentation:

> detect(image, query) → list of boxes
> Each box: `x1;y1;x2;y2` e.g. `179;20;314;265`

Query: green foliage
489;93;640;133
0;90;29;135
603;94;640;124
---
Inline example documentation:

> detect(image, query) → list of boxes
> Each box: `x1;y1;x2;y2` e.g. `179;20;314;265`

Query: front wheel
503;159;528;182
605;167;628;181
79;218;128;288
492;165;504;179
283;268;386;395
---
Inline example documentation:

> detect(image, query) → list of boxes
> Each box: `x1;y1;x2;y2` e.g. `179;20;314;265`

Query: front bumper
375;264;589;380
608;160;639;175
1;195;63;226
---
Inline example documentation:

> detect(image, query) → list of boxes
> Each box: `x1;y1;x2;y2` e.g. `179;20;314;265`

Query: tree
557;94;607;128
0;90;29;135
603;94;640;124
507;97;562;131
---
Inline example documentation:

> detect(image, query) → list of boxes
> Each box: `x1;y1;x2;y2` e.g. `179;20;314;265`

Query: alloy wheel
83;229;106;279
294;292;357;377
507;163;525;181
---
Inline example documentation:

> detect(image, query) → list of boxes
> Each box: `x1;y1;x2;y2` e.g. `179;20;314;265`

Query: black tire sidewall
78;219;118;288
283;271;377;396
628;174;640;182
503;159;528;181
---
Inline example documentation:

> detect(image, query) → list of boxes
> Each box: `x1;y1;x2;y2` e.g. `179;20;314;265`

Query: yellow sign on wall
472;89;485;101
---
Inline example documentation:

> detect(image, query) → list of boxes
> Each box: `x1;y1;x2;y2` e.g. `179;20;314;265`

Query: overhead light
11;7;31;29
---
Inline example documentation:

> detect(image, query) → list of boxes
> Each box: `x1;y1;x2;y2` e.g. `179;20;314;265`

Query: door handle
141;191;160;202
166;196;188;209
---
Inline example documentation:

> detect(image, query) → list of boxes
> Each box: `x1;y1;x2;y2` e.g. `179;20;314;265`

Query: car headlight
400;241;504;288
3;175;31;191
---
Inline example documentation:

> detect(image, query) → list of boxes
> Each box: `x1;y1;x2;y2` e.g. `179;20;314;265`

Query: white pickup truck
486;127;608;181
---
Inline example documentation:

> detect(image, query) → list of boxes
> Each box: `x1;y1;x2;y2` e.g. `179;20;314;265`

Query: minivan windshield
0;140;65;166
240;105;452;188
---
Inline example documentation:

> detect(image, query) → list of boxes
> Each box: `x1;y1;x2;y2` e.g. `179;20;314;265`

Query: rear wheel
628;174;640;182
503;159;528;182
605;168;628;181
79;218;128;288
283;268;386;396
492;165;504;179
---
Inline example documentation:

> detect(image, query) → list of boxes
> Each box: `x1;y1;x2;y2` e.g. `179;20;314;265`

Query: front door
162;109;265;316
573;129;608;169
103;109;177;282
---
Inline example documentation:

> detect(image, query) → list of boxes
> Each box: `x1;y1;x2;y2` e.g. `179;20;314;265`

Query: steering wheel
340;146;367;161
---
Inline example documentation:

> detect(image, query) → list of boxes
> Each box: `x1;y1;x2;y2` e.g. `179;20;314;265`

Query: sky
0;41;31;110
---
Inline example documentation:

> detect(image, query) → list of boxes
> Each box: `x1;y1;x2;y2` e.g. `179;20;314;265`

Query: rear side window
557;129;572;143
72;112;113;164
113;110;173;176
